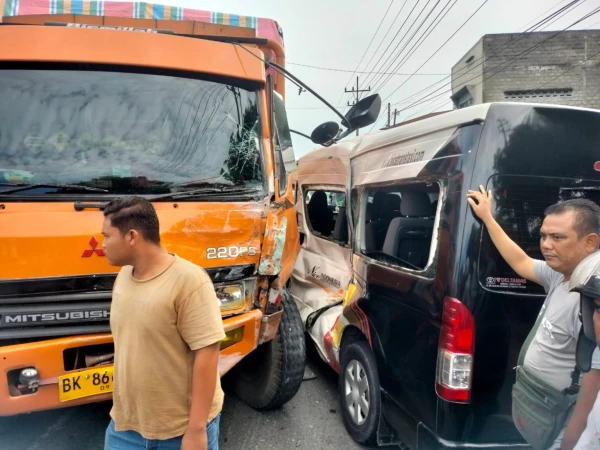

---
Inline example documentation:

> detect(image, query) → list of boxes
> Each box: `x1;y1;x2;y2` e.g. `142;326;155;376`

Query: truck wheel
233;289;306;410
339;338;381;445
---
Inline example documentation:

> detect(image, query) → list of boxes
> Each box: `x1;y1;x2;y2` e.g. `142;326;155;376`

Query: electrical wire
383;0;581;111
368;4;599;131
397;8;600;111
335;0;398;113
351;0;411;93
372;0;459;94
392;1;591;107
286;62;449;76
539;0;588;30
369;0;447;92
360;0;425;89
381;0;490;105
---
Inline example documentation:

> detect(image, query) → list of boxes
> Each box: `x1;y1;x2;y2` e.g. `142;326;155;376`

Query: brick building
451;29;600;110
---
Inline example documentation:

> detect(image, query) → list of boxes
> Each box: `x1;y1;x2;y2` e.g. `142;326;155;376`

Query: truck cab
0;13;305;416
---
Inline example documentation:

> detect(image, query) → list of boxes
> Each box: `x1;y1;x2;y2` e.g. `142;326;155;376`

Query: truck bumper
0;308;274;416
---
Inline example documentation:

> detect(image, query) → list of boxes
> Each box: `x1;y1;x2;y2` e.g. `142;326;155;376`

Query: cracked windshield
0;69;263;195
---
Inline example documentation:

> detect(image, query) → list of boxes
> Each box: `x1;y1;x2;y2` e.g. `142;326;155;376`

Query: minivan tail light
436;297;474;403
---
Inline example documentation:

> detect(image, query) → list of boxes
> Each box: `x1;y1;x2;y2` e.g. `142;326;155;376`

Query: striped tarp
0;0;283;47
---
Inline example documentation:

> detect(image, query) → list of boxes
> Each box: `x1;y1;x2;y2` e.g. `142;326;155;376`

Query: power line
361;0;425;89
433;0;579;89
405;46;600;123
539;0;589;30
381;0;490;105
517;0;571;32
365;0;490;131
369;4;598;131
288;75;449;111
355;0;411;91
286;62;449;75
383;0;580;111
335;0;396;114
397;7;600;111
389;0;589;107
372;0;459;94
348;0;395;78
366;0;441;91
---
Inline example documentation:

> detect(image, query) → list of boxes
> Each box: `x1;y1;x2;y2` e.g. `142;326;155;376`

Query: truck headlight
215;284;245;311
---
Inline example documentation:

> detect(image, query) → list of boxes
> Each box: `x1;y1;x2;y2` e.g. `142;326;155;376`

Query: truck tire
232;289;306;410
339;338;381;445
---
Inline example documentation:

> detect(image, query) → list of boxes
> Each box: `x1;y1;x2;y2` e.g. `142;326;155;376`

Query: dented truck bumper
0;307;282;417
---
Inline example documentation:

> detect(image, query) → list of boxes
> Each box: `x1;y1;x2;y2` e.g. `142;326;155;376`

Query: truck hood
0;201;265;282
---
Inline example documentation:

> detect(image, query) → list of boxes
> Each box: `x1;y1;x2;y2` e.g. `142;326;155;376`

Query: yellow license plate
58;366;114;402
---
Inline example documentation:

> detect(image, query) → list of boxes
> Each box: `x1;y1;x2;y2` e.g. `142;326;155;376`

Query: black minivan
291;103;600;448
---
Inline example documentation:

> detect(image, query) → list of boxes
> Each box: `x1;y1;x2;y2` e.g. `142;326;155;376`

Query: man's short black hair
103;196;160;244
545;199;600;238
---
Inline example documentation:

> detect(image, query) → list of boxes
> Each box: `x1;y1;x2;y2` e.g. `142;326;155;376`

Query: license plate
58;366;114;402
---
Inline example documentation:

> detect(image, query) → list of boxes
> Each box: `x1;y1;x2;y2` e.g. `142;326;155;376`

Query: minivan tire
232;289;306;410
339;338;381;445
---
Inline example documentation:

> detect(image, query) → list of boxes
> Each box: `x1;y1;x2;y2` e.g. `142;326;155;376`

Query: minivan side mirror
344;94;381;131
310;121;340;145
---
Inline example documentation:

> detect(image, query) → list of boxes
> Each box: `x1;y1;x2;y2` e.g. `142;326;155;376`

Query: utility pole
386;104;399;129
387;103;391;128
345;76;371;136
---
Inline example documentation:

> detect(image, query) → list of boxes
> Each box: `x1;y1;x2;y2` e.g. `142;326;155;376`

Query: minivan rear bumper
417;423;532;449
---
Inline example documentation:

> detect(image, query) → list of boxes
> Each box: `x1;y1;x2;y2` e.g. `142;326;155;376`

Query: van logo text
384;150;425;168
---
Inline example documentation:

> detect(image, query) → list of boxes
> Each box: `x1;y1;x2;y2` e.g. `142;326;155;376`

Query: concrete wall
451;37;484;106
480;30;600;109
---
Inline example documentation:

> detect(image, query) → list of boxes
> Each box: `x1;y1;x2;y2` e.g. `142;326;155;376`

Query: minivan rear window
479;175;600;295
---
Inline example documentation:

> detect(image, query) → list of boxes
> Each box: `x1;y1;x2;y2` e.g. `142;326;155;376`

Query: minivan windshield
0;69;264;196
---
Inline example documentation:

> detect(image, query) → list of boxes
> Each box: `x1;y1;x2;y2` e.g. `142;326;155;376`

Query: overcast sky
132;0;600;157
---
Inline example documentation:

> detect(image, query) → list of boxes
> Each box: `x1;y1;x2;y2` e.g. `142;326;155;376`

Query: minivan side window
304;189;348;244
362;183;439;271
478;175;600;295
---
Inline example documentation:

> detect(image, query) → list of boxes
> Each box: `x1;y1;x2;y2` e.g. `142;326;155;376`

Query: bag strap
517;280;582;395
518;297;549;366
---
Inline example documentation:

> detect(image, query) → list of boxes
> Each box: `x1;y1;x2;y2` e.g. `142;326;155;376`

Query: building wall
451;38;484;106
480;30;600;109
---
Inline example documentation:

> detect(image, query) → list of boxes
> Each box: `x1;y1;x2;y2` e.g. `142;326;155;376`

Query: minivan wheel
339;339;381;445
231;290;306;410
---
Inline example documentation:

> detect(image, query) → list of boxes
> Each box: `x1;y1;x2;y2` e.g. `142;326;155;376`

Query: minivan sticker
384;149;425;168
485;276;527;289
309;266;341;289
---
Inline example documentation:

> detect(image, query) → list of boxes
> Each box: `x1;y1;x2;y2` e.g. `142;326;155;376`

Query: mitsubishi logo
82;236;105;257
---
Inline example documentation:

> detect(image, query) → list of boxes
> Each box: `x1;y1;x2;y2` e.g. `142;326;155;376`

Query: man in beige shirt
101;196;225;450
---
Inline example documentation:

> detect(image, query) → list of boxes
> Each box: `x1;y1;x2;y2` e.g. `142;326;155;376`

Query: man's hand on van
467;185;493;223
467;186;539;284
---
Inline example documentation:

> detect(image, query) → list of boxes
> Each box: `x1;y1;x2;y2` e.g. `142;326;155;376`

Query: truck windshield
0;69;264;196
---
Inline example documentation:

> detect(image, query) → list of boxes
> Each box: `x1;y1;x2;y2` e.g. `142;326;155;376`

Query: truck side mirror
310;121;340;145
344;94;381;131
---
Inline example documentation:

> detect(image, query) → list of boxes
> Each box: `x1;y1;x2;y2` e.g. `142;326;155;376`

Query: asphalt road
1;342;375;450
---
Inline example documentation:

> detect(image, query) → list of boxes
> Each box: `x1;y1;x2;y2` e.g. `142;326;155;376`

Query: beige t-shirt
110;254;226;440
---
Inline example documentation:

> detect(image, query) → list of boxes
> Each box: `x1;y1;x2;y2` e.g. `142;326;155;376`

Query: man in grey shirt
468;187;600;450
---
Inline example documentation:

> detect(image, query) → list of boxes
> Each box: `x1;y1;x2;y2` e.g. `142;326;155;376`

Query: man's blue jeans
104;414;221;450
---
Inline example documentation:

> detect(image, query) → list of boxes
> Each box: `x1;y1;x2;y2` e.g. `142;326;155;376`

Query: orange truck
0;11;304;416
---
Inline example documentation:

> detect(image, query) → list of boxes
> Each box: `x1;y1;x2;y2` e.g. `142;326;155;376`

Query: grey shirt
524;260;590;391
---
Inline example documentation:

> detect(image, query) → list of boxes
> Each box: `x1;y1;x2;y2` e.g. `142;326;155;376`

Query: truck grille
0;292;112;339
0;264;255;341
0;275;115;341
